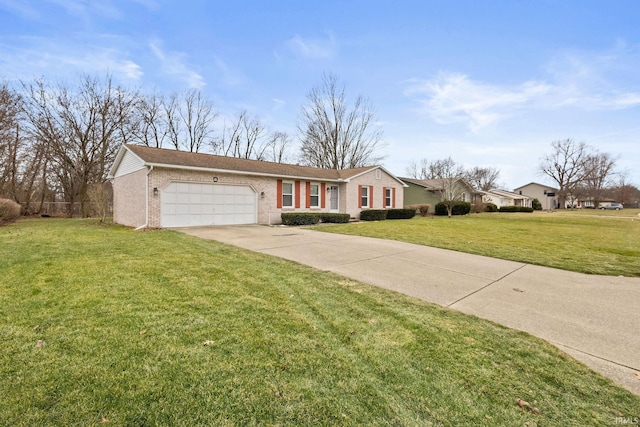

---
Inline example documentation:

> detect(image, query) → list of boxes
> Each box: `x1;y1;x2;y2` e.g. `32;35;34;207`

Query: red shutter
321;183;326;208
383;187;387;208
295;181;301;208
358;185;362;208
306;182;311;208
392;188;396;208
370;186;374;208
276;179;282;209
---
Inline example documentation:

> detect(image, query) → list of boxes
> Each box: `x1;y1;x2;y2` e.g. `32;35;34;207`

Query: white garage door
161;182;257;227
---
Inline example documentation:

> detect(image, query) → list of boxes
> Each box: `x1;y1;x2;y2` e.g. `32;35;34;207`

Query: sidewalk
178;225;640;395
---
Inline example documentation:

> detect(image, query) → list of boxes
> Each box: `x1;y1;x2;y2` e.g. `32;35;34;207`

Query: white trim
384;187;392;208
281;181;294;208
309;182;320;208
361;186;370;208
146;162;345;183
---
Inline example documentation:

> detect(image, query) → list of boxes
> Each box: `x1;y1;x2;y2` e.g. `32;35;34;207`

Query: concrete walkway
178;224;640;396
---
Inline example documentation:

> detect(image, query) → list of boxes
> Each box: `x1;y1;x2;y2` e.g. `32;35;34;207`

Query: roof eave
144;162;346;182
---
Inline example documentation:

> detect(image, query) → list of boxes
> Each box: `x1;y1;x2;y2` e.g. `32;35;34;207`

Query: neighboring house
107;144;406;228
513;182;559;210
480;189;530;208
400;177;481;212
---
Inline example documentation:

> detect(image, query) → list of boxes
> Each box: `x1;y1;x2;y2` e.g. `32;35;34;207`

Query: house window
462;193;466;202
282;182;293;208
361;186;369;208
385;188;392;208
309;184;320;208
375;169;381;180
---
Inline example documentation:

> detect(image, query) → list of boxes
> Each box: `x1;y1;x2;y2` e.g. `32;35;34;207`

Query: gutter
135;165;154;230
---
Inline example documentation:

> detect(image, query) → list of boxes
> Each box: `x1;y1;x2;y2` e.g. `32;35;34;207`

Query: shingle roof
123;144;376;181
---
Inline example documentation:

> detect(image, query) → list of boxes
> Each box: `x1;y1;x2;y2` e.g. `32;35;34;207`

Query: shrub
485;203;498;212
0;198;21;226
405;204;431;217
386;208;416;220
360;209;387;221
498;206;534;213
281;212;320;225
531;198;542;210
434;201;472;216
319;213;350;223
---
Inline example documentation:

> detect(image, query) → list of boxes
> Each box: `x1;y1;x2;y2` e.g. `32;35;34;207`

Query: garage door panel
161;182;256;227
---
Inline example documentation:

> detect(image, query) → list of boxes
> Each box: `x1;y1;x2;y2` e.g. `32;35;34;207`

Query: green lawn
314;210;640;277
1;219;639;426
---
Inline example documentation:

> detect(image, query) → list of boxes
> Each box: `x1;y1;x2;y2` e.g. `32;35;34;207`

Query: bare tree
131;92;169;148
164;89;217;153
582;151;617;207
298;73;385;169
539;139;591;209
263;131;293;163
405;158;430;179
428;157;467;217
464;166;500;191
21;74;137;217
217;110;269;159
0;84;22;201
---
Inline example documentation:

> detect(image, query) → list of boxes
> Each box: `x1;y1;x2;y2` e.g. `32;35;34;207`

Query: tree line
0;73;384;216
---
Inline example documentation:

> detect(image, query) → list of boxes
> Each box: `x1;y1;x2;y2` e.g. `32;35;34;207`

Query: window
385;188;392;208
309;184;319;208
375;169;381;180
282;182;293;207
361;186;369;208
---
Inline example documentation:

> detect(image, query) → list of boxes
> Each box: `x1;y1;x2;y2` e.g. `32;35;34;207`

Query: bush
531;198;542;210
0;198;21;226
281;212;320;225
405;204;431;216
360;209;387;221
434;201;472;216
319;213;350;223
498;206;534;213
485;203;498;212
386;208;416;220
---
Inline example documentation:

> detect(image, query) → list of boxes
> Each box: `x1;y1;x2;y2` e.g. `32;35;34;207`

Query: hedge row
498;206;534;213
280;212;350;225
360;208;416;221
434;202;472;216
404;204;431;216
0;198;21;226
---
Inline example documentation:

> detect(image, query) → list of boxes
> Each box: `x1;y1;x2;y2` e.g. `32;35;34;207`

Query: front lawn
315;210;640;276
1;219;638;426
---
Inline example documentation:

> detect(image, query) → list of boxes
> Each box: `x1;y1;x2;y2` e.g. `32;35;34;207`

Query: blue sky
1;0;639;188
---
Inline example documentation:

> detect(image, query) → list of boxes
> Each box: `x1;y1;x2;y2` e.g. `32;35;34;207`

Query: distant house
108;144;407;228
401;177;481;212
480;189;530;208
513;182;558;210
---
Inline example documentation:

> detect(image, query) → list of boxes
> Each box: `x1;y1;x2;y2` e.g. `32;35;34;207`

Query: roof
399;177;479;192
110;144;405;185
513;182;559;192
482;189;529;199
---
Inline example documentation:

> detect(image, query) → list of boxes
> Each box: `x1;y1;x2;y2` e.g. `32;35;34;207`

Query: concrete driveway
178;224;640;395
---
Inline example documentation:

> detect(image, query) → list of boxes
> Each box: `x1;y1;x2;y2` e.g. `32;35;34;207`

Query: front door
329;186;339;212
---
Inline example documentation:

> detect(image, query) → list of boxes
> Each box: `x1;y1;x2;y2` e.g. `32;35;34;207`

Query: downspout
135;165;153;230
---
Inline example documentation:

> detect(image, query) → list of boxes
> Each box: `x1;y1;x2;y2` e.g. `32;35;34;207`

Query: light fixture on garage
260;191;265;198
153;187;158;196
213;177;219;182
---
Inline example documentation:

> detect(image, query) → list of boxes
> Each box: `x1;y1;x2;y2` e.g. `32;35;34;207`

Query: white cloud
149;40;205;89
286;33;337;59
405;44;640;132
405;73;552;132
0;38;143;82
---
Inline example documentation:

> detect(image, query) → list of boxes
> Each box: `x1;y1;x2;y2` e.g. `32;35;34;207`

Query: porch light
153;187;158;196
260;191;265;198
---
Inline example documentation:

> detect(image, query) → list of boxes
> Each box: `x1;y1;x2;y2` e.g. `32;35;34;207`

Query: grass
1;218;639;426
313;209;640;276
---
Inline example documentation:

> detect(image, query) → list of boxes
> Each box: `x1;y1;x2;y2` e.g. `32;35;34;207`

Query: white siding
114;150;145;178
